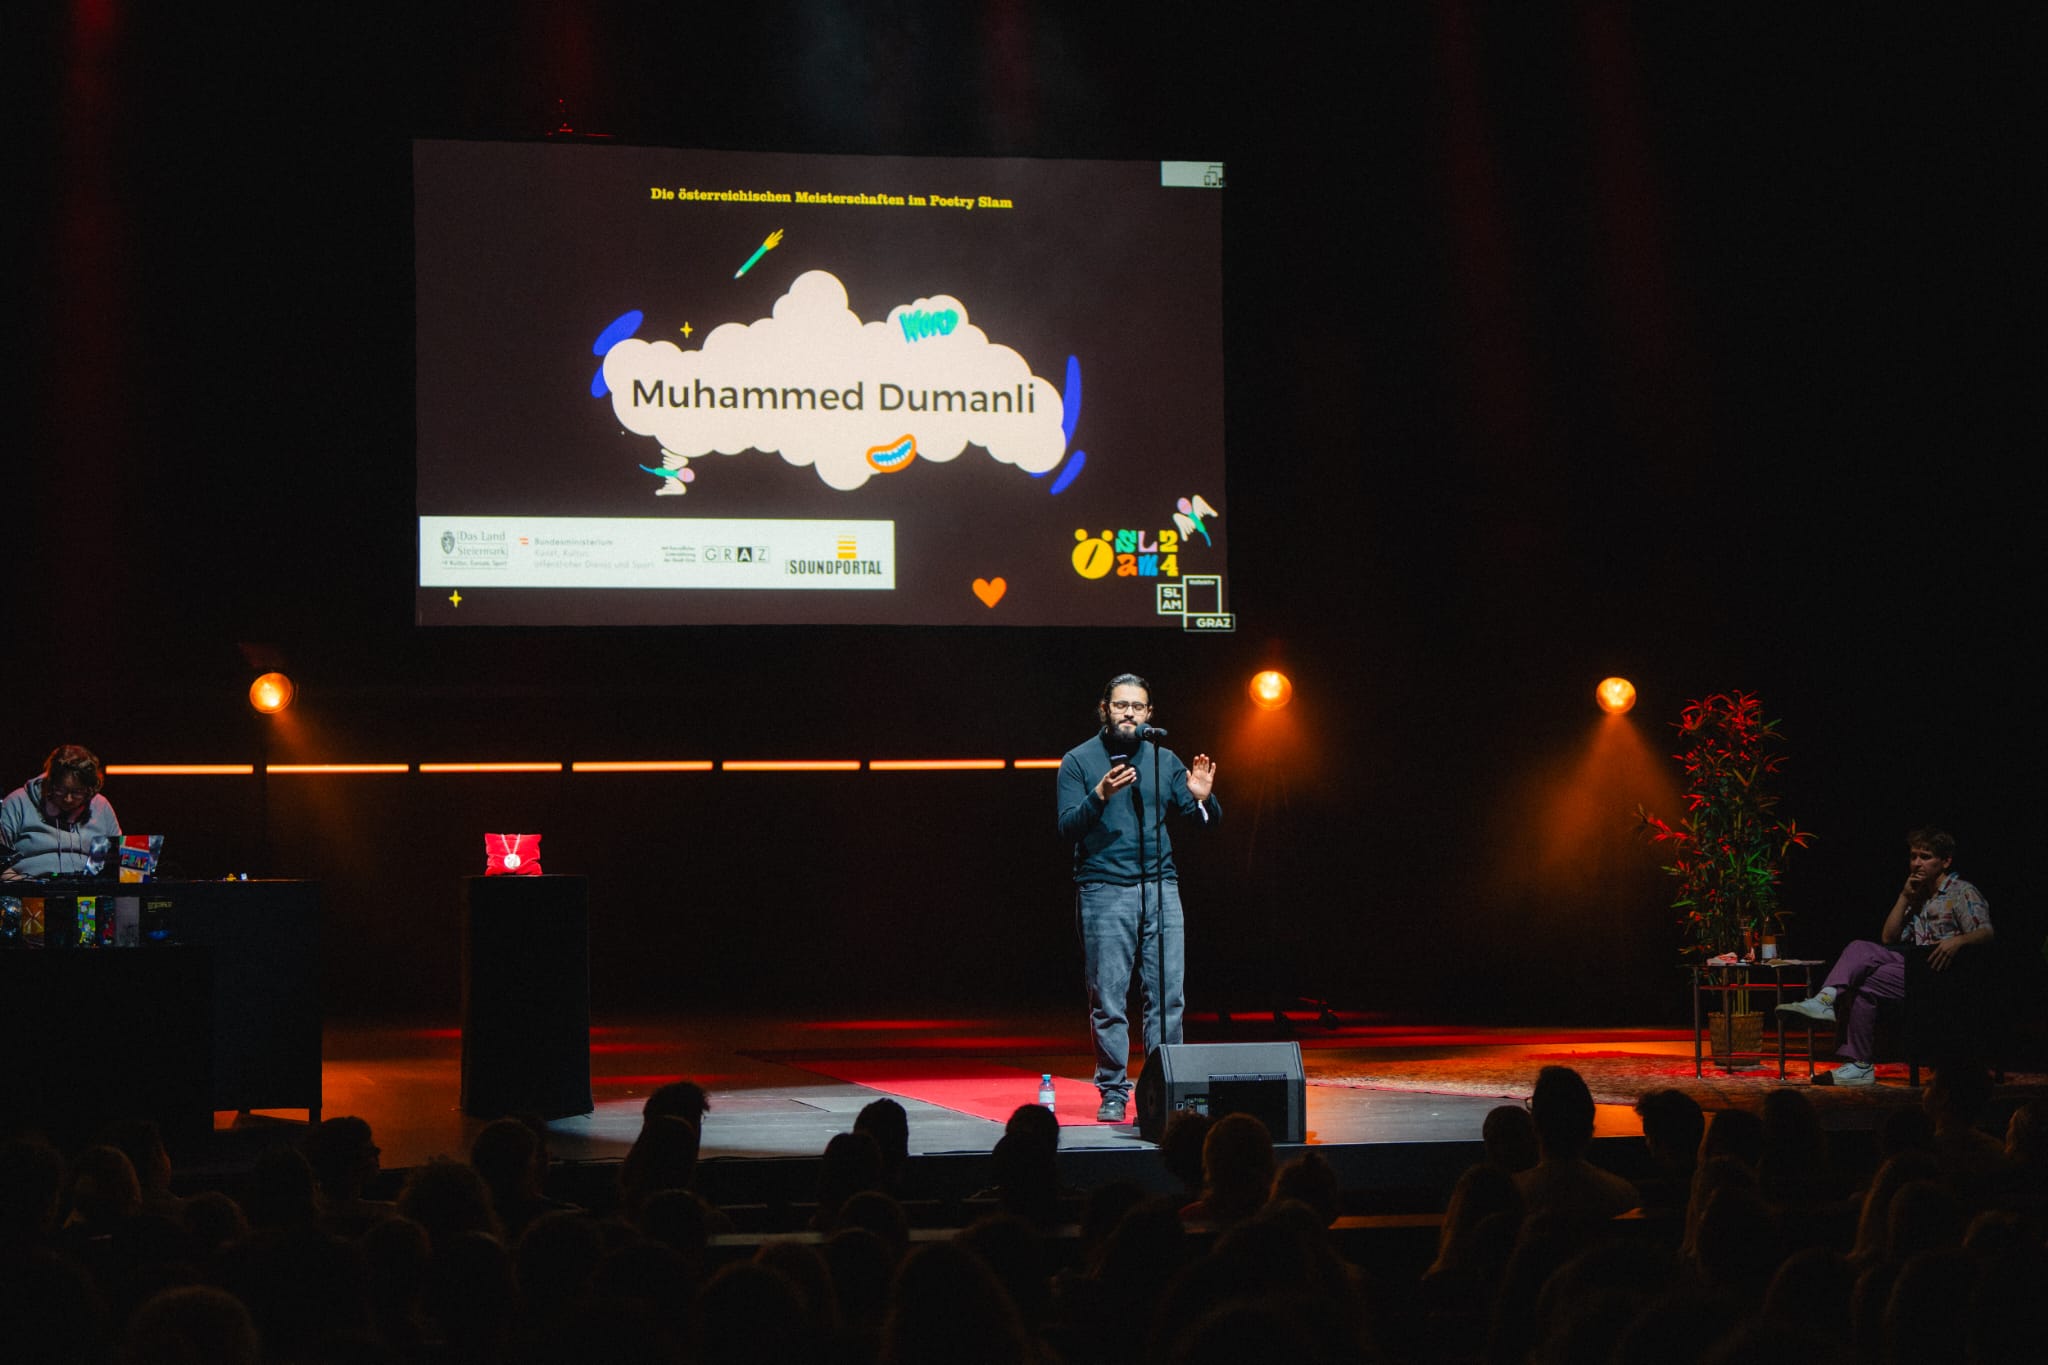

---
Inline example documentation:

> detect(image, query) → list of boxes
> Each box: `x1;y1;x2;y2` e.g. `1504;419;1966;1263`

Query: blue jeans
1076;879;1185;1098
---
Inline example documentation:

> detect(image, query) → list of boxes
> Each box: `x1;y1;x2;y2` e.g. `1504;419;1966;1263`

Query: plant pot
1708;1010;1764;1070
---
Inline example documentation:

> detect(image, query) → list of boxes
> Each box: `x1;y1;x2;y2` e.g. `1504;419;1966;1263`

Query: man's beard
1102;722;1141;756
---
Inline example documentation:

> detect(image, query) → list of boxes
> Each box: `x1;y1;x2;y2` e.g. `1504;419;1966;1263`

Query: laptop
6;833;163;885
117;834;165;882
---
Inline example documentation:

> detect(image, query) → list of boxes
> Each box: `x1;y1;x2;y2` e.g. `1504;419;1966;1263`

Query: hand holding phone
1095;756;1138;801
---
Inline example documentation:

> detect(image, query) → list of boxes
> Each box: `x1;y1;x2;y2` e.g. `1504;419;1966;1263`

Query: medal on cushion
484;832;541;875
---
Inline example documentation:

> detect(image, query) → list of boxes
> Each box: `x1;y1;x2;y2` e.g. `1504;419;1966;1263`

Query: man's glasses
1106;701;1152;715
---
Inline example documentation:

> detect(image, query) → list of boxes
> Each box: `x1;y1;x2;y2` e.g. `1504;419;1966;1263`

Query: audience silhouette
3;1058;2044;1364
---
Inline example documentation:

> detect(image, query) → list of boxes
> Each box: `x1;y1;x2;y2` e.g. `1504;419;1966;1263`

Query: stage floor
188;1008;2035;1209
313;1015;1582;1166
259;1009;1958;1173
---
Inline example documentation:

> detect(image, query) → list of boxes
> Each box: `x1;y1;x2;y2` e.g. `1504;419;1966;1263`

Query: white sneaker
1776;994;1836;1022
1823;1061;1875;1087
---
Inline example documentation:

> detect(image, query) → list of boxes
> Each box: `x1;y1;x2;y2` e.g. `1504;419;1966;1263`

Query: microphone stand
1157;739;1170;1063
1125;739;1152;1101
1129;724;1179;1135
1155;736;1171;1064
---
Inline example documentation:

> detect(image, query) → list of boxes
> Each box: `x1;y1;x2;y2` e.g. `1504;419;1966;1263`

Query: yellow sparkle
448;590;463;607
680;321;693;337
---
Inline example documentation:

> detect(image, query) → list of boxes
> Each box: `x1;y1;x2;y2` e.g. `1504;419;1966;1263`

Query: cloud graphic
602;270;1066;491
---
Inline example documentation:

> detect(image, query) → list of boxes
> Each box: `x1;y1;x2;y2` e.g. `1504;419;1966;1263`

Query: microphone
1135;723;1170;740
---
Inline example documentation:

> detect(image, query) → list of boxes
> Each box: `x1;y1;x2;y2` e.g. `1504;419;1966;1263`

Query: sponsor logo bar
419;516;895;590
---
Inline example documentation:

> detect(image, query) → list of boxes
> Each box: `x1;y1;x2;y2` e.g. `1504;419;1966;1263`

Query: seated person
1513;1065;1639;1219
1;745;122;879
1777;827;1992;1086
1482;1103;1540;1174
1632;1088;1705;1214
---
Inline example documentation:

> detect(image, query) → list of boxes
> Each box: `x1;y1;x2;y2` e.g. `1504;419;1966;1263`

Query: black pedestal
460;875;592;1119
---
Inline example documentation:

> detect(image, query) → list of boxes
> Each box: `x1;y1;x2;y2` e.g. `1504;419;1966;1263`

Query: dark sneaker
1096;1094;1127;1123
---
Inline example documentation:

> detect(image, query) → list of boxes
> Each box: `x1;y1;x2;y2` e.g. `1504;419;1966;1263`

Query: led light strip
108;759;1063;775
721;760;863;772
869;759;1007;771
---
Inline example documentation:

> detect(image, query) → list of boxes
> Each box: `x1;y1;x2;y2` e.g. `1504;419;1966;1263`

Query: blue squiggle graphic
1032;354;1086;491
1050;450;1086;495
589;310;646;397
1061;354;1082;447
593;310;644;355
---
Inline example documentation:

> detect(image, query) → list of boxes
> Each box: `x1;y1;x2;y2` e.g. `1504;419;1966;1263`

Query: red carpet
786;1058;1114;1126
1314;1050;2048;1112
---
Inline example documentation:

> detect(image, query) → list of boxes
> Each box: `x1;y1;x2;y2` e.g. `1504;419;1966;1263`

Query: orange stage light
104;764;256;776
265;764;410;775
1249;670;1293;710
417;762;563;774
249;672;295;714
1012;759;1063;770
721;760;862;772
569;760;715;773
1596;677;1638;715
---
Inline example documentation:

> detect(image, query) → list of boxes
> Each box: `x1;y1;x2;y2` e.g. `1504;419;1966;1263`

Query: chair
1898;942;2008;1087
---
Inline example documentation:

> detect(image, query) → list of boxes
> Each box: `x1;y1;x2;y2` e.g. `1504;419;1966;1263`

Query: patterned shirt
1907;873;1992;945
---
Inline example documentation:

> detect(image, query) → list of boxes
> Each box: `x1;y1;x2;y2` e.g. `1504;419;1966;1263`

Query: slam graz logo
440;532;456;555
703;545;771;564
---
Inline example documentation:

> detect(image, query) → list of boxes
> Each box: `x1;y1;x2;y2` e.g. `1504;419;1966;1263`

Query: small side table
1689;958;1828;1078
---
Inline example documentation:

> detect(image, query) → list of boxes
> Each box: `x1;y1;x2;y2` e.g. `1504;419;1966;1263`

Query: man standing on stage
1777;827;1993;1086
1057;674;1220;1124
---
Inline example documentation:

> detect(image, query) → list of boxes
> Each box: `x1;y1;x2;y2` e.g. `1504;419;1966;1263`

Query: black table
0;879;321;1143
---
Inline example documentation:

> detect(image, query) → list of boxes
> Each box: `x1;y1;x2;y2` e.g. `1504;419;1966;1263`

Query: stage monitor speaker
1137;1041;1306;1144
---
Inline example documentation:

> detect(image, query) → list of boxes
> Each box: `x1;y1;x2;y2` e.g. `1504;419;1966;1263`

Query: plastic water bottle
1038;1073;1056;1113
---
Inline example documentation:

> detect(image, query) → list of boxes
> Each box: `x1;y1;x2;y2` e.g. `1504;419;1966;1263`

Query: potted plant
1639;692;1815;1067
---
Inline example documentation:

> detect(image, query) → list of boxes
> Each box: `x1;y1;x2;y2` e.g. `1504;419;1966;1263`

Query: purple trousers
1821;939;1907;1063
